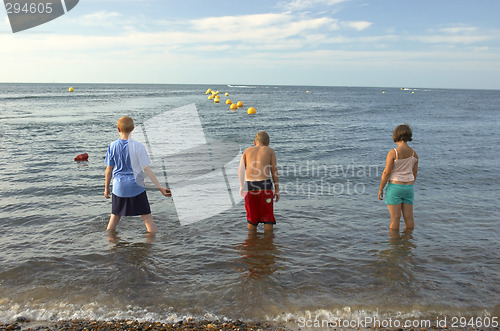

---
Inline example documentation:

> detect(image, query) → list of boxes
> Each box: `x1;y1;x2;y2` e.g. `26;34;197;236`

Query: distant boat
227;84;254;88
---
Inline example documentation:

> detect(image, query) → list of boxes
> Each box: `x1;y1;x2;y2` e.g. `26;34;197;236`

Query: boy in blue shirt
104;116;171;233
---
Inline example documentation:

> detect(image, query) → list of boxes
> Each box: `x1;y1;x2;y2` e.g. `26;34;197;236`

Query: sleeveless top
389;148;418;182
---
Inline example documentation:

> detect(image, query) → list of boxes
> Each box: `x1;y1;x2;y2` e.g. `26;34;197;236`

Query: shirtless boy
239;131;279;232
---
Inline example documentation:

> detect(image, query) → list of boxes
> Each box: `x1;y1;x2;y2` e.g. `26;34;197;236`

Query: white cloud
265;49;500;70
149;12;371;48
411;35;491;44
279;0;350;11
440;26;478;34
190;13;290;31
341;21;372;31
221;48;500;74
70;11;122;27
194;44;232;52
183;13;336;45
189;13;335;38
471;46;489;52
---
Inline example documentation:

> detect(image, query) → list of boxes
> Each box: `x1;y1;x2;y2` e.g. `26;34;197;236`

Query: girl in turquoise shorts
378;124;419;230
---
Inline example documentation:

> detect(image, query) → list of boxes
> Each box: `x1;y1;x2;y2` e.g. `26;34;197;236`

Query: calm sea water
0;84;499;327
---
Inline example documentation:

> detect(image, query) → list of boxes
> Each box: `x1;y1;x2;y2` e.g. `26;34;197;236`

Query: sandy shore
0;319;288;331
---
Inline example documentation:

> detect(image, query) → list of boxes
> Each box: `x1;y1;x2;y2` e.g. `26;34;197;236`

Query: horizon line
0;82;498;91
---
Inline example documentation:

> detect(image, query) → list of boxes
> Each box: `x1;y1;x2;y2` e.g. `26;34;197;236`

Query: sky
1;0;499;89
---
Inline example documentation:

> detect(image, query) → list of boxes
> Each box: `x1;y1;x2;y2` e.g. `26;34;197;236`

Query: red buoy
74;153;89;161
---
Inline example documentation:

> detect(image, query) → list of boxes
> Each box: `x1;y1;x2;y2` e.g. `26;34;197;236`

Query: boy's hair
393;124;413;142
117;116;134;133
255;130;270;146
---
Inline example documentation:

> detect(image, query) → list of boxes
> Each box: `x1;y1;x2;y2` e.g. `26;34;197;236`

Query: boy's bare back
242;145;277;181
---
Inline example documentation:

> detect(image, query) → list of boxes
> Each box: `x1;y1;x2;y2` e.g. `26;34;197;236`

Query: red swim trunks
244;190;276;225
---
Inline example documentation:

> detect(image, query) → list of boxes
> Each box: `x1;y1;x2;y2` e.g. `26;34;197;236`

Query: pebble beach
4;318;494;331
0;319;287;331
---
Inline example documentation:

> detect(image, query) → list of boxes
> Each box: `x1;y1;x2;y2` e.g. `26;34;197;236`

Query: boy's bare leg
247;223;274;232
264;224;274;232
107;229;119;243
145;232;156;244
141;213;157;233
247;223;257;231
401;203;415;229
107;214;121;232
387;204;402;230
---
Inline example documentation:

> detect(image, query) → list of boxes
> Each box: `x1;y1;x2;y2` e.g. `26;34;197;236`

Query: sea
0;83;499;329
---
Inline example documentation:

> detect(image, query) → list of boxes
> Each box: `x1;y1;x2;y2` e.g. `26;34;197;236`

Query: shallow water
0;84;499;326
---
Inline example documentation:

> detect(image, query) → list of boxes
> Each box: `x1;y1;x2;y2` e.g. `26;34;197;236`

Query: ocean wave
0;94;81;101
0;95;42;100
0;299;227;324
2;300;496;329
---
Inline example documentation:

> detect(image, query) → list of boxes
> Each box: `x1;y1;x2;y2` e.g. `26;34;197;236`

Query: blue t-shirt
105;139;152;198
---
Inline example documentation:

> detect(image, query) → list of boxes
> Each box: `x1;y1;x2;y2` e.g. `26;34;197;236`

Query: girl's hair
393;124;413;142
117;116;134;133
255;130;270;145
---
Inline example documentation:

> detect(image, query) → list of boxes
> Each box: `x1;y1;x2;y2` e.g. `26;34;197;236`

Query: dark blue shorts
112;191;151;216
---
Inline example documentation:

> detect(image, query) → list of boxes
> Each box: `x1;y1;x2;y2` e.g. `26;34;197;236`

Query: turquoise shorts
385;183;414;205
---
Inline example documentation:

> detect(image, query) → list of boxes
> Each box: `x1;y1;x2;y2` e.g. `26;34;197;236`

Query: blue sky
1;0;499;89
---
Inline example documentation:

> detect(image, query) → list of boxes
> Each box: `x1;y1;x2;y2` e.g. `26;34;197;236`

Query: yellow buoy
225;92;229;97
412;91;415;94
306;91;309;93
247;107;256;115
214;95;220;103
68;87;74;92
236;101;243;108
205;88;212;95
226;99;232;105
382;91;385;94
230;103;238;111
208;95;214;100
